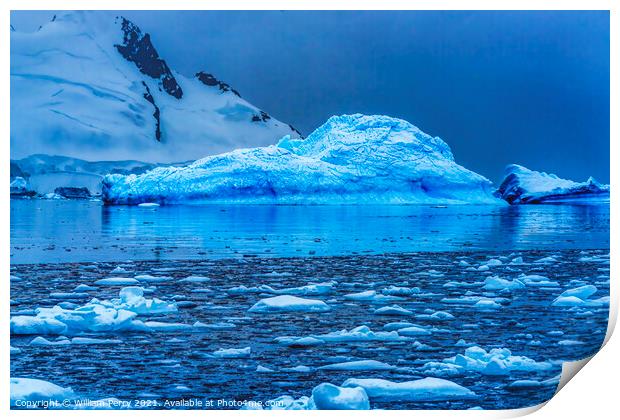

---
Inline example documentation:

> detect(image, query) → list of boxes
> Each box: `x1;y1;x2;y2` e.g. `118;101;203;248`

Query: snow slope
102;114;503;205
10;11;300;164
495;164;610;204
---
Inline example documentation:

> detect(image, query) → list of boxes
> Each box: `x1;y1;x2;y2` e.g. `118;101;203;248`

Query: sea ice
444;346;553;375
341;377;475;402
213;347;251;358
317;360;396;371
311;383;370;410
10;378;76;405
248;295;331;313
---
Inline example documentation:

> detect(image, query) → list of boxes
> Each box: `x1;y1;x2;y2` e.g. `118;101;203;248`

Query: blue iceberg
102;114;502;205
495;164;610;204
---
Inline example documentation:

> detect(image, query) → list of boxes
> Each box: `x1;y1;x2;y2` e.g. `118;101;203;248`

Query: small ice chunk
71;337;122;345
506;380;543;389
374;305;412;316
73;284;98;292
11;346;21;355
10;378;75;405
29;336;71;346
318;360;396;371
397;326;431;337
95;277;139;286
138;202;160;207
110;266;130;274
213;347;251;358
341;377;475;401
483;276;524;292
248;295;331;313
135;274;173;283
312;383;370;410
558;285;597;300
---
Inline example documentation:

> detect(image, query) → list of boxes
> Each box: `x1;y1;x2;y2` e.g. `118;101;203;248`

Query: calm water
10;200;610;410
10;201;610;264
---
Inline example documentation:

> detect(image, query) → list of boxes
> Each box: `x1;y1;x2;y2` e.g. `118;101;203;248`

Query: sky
11;10;610;183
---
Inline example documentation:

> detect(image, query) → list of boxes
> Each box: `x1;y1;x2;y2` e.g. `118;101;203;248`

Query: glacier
10;11;300;195
495;164;610;204
102;114;503;205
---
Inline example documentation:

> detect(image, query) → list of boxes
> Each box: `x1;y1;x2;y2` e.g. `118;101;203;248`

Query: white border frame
2;1;617;418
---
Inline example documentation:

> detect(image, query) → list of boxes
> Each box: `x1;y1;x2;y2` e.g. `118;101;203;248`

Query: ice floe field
10;245;609;409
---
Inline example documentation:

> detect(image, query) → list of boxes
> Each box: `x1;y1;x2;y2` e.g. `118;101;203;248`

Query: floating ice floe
397;326;431;337
213;347;251;358
257;281;336;296
534;256;558;264
74;284;98;292
103;114;502;205
311;383;370;410
110;266;131;275
11;287;176;335
248;295;331;313
10;378;76;406
443;346;553;375
552;285;604;307
11;346;21;355
374;305;413;316
134;274;173;283
483;276;525;292
341;377;475;402
381;286;420;296
94;277;140;286
275;325;412;346
317;360;396;371
137;202;160;208
344;290;405;304
416;311;455;321
517;274;559;287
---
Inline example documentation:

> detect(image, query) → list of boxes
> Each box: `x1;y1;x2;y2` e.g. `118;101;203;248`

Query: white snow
11;11;299;164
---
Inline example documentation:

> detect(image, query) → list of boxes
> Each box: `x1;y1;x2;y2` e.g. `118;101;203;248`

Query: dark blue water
10;201;610;264
10;200;610;410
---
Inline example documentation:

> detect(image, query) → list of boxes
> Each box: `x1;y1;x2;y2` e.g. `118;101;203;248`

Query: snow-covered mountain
102;114;503;205
10;11;301;164
495;164;610;204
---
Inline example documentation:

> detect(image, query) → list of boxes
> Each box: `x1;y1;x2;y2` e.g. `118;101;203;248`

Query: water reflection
10;200;609;264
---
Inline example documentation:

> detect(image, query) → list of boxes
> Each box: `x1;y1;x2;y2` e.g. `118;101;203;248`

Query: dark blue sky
11;10;610;183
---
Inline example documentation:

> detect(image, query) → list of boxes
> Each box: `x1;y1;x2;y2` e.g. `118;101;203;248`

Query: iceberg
102;114;502;205
495;164;610;204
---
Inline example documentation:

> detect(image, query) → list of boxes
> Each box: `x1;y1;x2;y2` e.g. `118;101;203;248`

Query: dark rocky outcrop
115;17;183;99
195;71;241;97
252;111;272;123
141;82;161;141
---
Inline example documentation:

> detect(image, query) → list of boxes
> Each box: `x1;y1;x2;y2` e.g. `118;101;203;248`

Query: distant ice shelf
495;164;610;204
102;114;504;205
